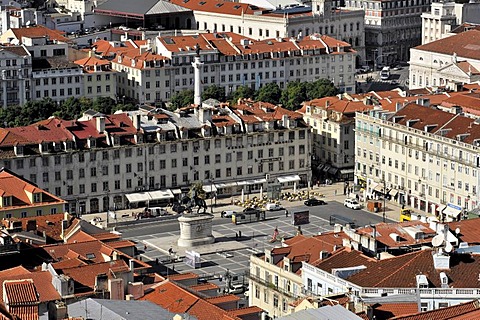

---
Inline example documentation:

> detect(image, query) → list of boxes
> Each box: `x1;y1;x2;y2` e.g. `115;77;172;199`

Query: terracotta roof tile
59;259;130;292
189;282;219;291
391;299;480;319
0;169;65;212
8;305;38;320
167;272;199;281
372;302;419;319
140;280;242;320
314;248;480;289
414;29;480;60
448;218;480;245
0;269;60;303
205;294;240;304
3;279;38;304
7;25;69;43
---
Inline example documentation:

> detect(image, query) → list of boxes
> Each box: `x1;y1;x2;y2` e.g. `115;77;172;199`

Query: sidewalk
81;182;404;229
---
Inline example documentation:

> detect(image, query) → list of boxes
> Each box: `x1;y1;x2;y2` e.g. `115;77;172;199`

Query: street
357;66;410;92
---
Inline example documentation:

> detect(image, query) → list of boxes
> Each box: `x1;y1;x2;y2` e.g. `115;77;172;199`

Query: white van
149;207;169;216
265;203;283;211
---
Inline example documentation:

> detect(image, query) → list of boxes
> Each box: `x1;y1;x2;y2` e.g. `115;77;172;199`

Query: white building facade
421;0;480;45
344;0;432;65
0;45;31;107
109;32;357;104
171;0;366;63
354;103;480;220
409;29;480;90
0;100;311;214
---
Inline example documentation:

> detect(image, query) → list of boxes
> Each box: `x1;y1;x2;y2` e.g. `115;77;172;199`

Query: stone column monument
177;213;215;247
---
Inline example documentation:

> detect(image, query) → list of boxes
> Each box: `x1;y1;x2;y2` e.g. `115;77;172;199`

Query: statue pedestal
177;214;215;247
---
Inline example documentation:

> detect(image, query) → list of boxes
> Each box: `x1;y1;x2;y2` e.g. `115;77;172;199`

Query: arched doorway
90;198;99;213
186;18;192;29
175;17;180;29
114;196;123;210
103;196;109;212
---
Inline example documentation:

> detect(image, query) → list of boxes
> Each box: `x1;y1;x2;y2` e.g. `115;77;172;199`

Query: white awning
443;203;463;218
149;189;174;201
277;174;301;183
373;183;386;193
388;189;399;197
215;182;238;188
369;182;378;191
171;189;182;195
236;181;248;186
126;190;174;203
245;178;267;185
340;168;355;175
125;192;150;203
203;184;218;193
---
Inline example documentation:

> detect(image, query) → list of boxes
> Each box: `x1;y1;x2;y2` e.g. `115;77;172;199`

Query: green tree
306;79;339;100
256;83;282;105
202;85;225;102
280;81;308;110
111;103;138;114
53;97;83;120
170;90;194;110
93;97;117;114
227;85;256;104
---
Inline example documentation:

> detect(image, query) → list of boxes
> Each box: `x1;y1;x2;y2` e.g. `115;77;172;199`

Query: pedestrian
334;190;337;196
144;244;147;251
285;209;289;217
155;258;159;265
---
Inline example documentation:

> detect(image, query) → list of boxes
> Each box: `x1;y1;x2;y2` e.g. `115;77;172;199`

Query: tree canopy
255;83;282;105
0;97;137;128
170;90;194;110
202;85;226;102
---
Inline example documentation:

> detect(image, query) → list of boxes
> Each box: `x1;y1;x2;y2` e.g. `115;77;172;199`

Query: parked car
148;207;169;216
221;210;236;218
344;198;362;210
304;198;326;206
265;203;283;211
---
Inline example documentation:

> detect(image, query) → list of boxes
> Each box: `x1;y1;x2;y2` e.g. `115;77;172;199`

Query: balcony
245;270;300;299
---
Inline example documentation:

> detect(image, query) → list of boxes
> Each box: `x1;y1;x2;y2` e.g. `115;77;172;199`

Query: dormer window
33;193;41;203
2;196;11;207
114;136;120;145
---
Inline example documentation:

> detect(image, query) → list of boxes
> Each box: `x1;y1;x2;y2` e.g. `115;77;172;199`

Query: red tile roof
167;272;199;281
0;169;66;212
10;213;72;242
313;248;480;289
0;269;60;303
58;259;130;291
391;299;480;319
140;280;242;320
448;218;480;245
371;302;419;319
205;294;240;304
43;239;114;263
3;279;38;305
414;29;480;60
7;25;70;43
269;232;345;271
189;282;219;291
355;221;436;248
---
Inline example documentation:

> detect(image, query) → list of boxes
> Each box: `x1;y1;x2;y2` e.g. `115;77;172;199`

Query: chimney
282;115;289;128
88;50;92;58
129;259;135;272
96;116;105;133
132;113;141;130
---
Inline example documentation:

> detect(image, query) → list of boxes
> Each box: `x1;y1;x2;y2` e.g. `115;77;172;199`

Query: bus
380;66;390;80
